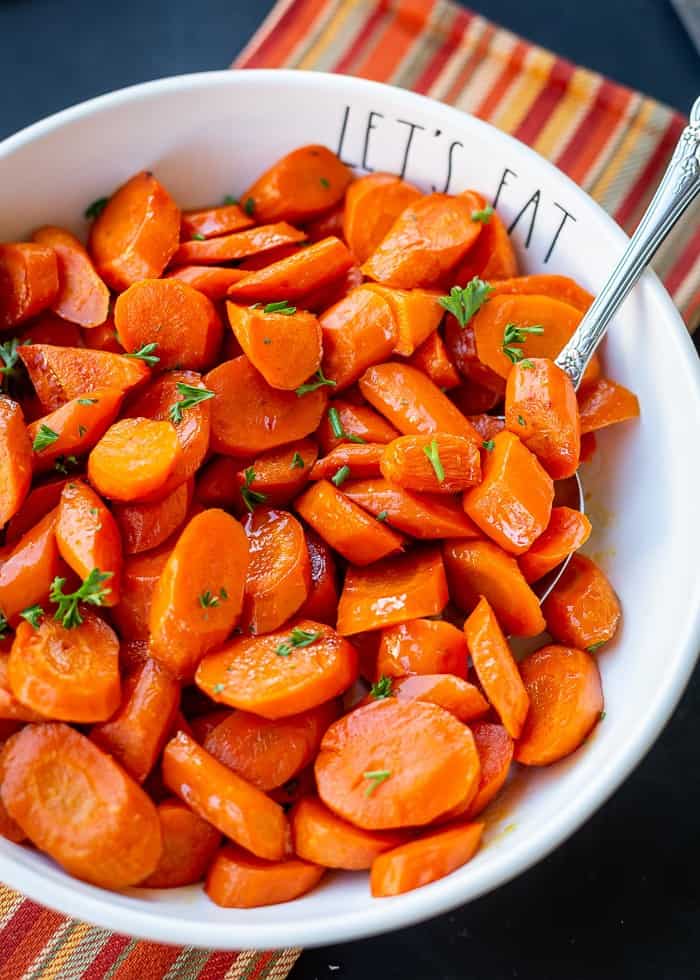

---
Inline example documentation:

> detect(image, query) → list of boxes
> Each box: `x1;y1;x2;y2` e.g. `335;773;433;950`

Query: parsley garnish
32;424;59;453
423;438;445;483
471;205;494;223
520;359;534;369
169;382;215;424
320;177;330;189
501;323;544;364
0;337;31;392
438;278;492;327
241;467;267;513
244;197;255;216
296;368;337;397
482;439;495;451
213;683;225;694
0;613;8;638
517;415;526;426
264;300;297;315
276;627;322;657
327;407;365;444
78;425;87;437
223;194;238;206
20;605;44;629
54;455;78;475
363;769;392;796
77;397;98;405
125;342;160;366
587;641;605;653
191;232;206;241
291;452;305;469
84;197;108;220
376;510;389;523
50;568;113;629
199;589;226;609
599;710;606;721
370;676;393;700
331;465;350;487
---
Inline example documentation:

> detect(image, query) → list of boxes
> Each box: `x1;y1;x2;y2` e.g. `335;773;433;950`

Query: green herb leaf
241;467;267;513
223;195;238;206
482;439;495;452
291;451;306;469
199;590;220;609
520;359;534;369
54;455;79;475
363;769;392;796
125;342;160;366
244;197;255;216
438;278;492;328
599;710;606;721
50;568;113;629
501;323;545;364
0;612;9;638
319;177;330;189
517;415;526;426
423;438;445;483
213;683;226;694
78;425;87;437
169;382;215;424
376;510;389;523
191;232;206;241
0;337;31;393
331;465;350;487
263;300;297;316
32;424;59;453
370;675;393;699
296;368;337;397
84;196;108;220
327;406;365;443
276;627;322;657
471;205;494;223
77;397;98;405
20;604;44;629
587;641;605;653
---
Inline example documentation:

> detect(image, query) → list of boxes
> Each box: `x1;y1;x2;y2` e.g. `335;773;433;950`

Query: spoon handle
556;96;700;388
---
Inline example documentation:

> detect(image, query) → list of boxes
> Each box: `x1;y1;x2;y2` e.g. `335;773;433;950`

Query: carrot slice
243;145;352;224
181;203;254;239
196;620;358;719
337;546;448;635
113;478;192;555
407;330;461;390
298;530;339;625
464;597;530;738
443;538;545;637
453;197;517;283
579;431;597;462
463;431;554;554
0;398;32;528
173;222;306;266
365;285;444;357
241;507;310;634
149;509;249;679
140;799;221;888
195;455;241;510
0;509;63;622
377;618;468;678
56;479;122;604
380;433;480;493
0;750;25;843
515;644;603;765
28;387;124;471
166;265;247;299
226;302;322;391
227;237;354;304
114;278;223;372
81;317;122;353
344;173;422;264
465;722;514;817
316;699;480;829
8;611;120;723
303;200;345;242
0;652;45;723
466;412;505;441
206;844;324;908
370;821;483;897
320;285;399;390
189;709;232;744
388;674;489;723
88;417;181;502
206;356;328;456
110;541;172;640
292;796;404;870
162;731;288;860
89;170;180;290
488;274;593;312
295;480;404;566
542;553;621;649
1;722;161;888
317;399;399;454
311;443;384;482
0;243;59;328
519;506;592;583
237;242;304;271
32;226;110;328
577;378;640;434
344;478;480;539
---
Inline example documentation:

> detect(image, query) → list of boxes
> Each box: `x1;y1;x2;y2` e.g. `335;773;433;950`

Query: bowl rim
1;68;699;951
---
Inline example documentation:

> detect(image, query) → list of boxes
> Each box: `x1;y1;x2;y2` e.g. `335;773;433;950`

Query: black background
1;2;698;978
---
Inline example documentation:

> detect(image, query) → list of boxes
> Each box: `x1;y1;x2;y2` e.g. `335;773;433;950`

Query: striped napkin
2;2;697;978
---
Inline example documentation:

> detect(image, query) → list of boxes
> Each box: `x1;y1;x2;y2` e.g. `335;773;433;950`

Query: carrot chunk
56;479;122;604
206;844;324;908
465;722;514;817
370;821;483;897
542;553;621;649
227;301;322;391
33;226;109;328
0;243;59;328
0;509;63;623
519;506;591;583
292;796;404;870
377;619;468;678
113;478;192;555
243;145;352;224
28;387;124;471
0;398;32;528
317;399;399;454
241;507;310;634
181;203;254;239
344;173;422;264
88;418;181;502
344;478;480;539
140;799;221;888
320;285;398;391
380;433;481;494
173;222;306;266
389;674;489;723
407;330;461;390
227;237;354;304
577;378;640;434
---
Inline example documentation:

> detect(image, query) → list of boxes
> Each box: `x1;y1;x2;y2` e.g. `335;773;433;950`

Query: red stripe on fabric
0;899;44;956
333;0;389;74
614;113;685;228
196;950;241;979
682;287;700;326
247;951;276;980
512;57;575;144
0;906;65;980
664;225;700;295
110;941;182;980
473;38;529;120
240;0;309;68
412;7;473;94
81;933;133;980
554;78;633;181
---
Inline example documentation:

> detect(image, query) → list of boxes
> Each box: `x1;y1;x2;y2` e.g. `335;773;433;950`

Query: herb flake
169;382;215;424
241;467;267;513
370;676;393;699
331;465;350;487
32;424;59;453
264;300;297;315
423;438;445;483
125;342;160;366
84;196;108;220
501;323;544;364
363;769;392;796
296;368;337;397
276;627;322;657
20;605;44;629
438;278;492;327
471;205;494;223
291;451;306;469
50;568;113;629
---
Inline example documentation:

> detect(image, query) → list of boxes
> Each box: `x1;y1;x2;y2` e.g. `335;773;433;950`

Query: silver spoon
534;95;700;601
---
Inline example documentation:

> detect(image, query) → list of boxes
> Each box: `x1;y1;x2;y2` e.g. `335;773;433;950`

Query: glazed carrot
317;399;399;454
18;344;149;413
181;202;254;239
195;455;241;509
380;433;480;494
162;731;288;860
206;845;324;908
189;709;232;744
33;226;110;327
114;278;223;372
488;274;593;312
377;618;468;678
1;723;162;888
463;431;554;554
0;652;45;722
579;431;597;462
205;356;328;456
505;357;580;479
226;301;322;390
453;195;517;284
90;659;180;782
362;193;484;289
443;538;545;637
89;170;180;290
387;674;489;723
19;311;84;349
0;398;32;528
443;317;506;398
465;722;514;817
542;554;621;650
316;699;480;829
166;265;247;299
268;765;317;807
196;620;358;719
203;700;338;791
0;243;59;328
140;799;221;888
359;362;481;442
118;638;150;675
149;509;249;679
176;223;306;266
292;796;404;870
407;330;461;390
9;611;120;722
344;478;480;539
0;509;63;622
311;443;384;481
56;480;122;604
319;286;398;391
577;378;640;434
370;821;483;897
515;645;603;765
88;417;182;502
237;242;304;271
344;173;422;264
240;507;310;633
519;506;592;583
365;285;444;356
113;478;192;555
27;387;124;471
301;263;365;313
298;530;339;625
464;597;530;739
227;237;354;304
337;546;448;635
464;412;505;441
81;317;122;353
242;145;352;224
303;200;345;242
0;749;26;843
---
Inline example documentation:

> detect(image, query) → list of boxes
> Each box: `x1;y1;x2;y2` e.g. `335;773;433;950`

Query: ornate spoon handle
556;96;700;388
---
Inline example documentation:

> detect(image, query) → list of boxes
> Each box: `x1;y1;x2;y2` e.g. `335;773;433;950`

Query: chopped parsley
223;194;238;205
331;465;350;487
370;676;393;700
0;337;31;393
517;415;526;426
376;510;389;523
0;612;9;638
320;177;330;188
296;368;337;397
20;605;44;629
438;278;492;327
199;589;227;609
32;424;59;453
169;382;215;424
243;197;255;216
191;232;206;241
327;406;365;444
482;439;495;451
423;438;445;483
213;683;226;694
587;641;605;653
276;627;322;657
240;467;267;513
77;397;98;405
501;323;544;364
125;342;160;366
54;455;79;475
291;451;306;469
471;205;494;223
363;769;392;796
263;300;297;316
84;196;108;220
50;568;113;629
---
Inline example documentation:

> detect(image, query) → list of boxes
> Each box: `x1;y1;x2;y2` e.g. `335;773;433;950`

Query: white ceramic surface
1;70;699;951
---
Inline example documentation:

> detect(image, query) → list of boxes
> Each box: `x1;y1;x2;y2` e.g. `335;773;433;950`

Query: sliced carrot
181;203;254;239
344;478;480;539
110;541;172;640
519;506;592;583
317;399;399;454
380;433;480;494
196;620;358;719
319;286;398;390
377;618;468;678
407;330;461;389
174;222;306;267
206;356;328;456
90;658;180;782
1;722;161;888
166;265;247;299
118;638;150;674
0;509;63;622
206;844;324;908
344;173;422;264
56;479;122;604
0;243;59;328
443;538;545;637
542;553;621;649
370;821;483;897
387;674;489;723
298;530;339;625
242;145;352;224
88;417;181;502
453;196;518;283
579;431;597;463
301;263;364;313
0;750;26;843
362;193;483;289
0;397;32;528
189;709;232;744
32;226;110;327
489;274;593;312
465;722;514;817
365;285;444;356
515;644;603;765
463;431;554;554
292;796;404;870
315;699;480;829
444;316;507;397
140;799;221;888
162;731;288;860
89;170;180;290
303;200;345;242
237;242;304;270
337;546;448;635
241;507;310;633
195;455;241;509
464;597;530;738
113;478;192;555
28;387;124;471
226;301;322;391
81;317;122;353
577;378;640;434
311;443;384;481
464;412;505;441
268;765;317;807
227;237;354;304
18;312;84;350
149;509;249;679
0;652;45;722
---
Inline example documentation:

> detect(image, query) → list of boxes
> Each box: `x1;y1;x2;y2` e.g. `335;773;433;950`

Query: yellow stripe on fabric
391;0;456;90
285;0;345;70
453;27;519;113
492;46;555;133
533;67;601;161
0;886;23;928
35;921;96;980
592;100;668;213
25;917;76;979
259;949;303;979
580;91;643;194
296;0;362;70
427;14;489;102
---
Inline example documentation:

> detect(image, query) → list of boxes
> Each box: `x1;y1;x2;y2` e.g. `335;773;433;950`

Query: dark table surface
1;2;699;978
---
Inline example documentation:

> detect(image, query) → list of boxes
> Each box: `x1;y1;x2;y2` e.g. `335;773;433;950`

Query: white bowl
1;70;699;951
